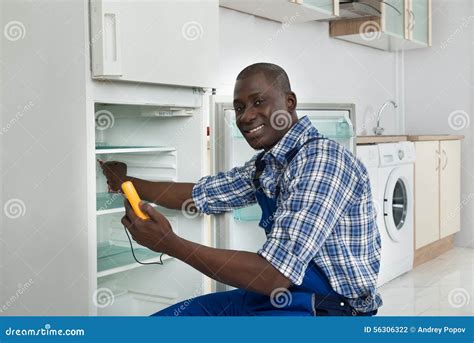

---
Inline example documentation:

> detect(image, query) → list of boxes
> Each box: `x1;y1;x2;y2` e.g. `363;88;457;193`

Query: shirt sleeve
192;154;258;215
258;145;361;285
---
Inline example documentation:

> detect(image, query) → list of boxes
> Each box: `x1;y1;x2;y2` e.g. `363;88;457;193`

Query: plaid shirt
192;116;382;312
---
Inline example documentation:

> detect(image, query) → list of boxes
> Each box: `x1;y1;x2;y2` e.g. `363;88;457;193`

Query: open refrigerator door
211;98;356;291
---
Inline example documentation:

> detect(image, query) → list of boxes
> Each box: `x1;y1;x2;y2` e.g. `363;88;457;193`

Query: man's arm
126;177;195;211
122;201;292;295
169;236;292;295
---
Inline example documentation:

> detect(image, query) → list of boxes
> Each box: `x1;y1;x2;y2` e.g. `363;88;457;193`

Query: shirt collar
264;115;319;165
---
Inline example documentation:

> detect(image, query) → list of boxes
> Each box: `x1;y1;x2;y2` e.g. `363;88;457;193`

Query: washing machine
376;142;416;287
356;145;380;204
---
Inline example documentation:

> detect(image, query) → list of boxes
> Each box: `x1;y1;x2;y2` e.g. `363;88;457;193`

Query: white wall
217;8;404;136
404;0;473;248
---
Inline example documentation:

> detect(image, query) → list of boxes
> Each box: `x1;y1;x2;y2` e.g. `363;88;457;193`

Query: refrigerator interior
212;102;355;291
94;101;207;316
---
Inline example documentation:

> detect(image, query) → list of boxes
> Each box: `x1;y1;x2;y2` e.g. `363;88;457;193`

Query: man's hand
121;200;178;254
99;160;128;192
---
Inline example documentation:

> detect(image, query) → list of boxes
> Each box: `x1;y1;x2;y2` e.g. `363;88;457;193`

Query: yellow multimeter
121;181;150;220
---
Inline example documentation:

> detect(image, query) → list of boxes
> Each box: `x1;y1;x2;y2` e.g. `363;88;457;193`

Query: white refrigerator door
211;99;356;291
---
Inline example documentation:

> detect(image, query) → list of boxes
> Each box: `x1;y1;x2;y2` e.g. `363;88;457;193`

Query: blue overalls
154;138;376;316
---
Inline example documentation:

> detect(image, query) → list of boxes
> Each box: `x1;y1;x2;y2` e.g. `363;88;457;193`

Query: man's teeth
248;125;264;133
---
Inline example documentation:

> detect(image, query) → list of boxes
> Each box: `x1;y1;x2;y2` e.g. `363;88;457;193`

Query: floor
377;247;474;316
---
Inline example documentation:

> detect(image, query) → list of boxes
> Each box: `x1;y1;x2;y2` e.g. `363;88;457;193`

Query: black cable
123;225;164;265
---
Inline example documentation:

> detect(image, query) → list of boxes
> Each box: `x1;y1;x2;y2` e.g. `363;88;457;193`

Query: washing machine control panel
378;142;416;166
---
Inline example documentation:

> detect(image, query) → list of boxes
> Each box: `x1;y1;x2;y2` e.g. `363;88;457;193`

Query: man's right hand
98;160;128;192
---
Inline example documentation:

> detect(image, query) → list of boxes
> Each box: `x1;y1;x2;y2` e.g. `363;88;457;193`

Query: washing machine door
383;168;409;242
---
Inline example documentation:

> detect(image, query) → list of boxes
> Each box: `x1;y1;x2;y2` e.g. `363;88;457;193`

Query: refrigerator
93;93;355;315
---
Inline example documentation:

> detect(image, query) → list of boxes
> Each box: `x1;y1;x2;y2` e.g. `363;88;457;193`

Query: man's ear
286;91;297;113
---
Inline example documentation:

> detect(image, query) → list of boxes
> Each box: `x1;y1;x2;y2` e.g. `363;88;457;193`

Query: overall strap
252;151;266;189
284;136;322;163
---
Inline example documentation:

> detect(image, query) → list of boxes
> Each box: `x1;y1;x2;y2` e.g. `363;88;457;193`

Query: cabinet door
90;0;218;88
409;0;430;45
382;0;405;38
414;141;440;249
439;140;461;238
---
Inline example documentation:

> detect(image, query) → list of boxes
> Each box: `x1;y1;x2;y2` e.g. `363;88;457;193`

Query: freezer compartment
97;259;205;316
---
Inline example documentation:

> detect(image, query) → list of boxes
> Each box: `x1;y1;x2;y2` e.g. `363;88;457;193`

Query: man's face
233;72;295;151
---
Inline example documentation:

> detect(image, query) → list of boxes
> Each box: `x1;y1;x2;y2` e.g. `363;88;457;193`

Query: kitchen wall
404;0;474;248
217;7;404;136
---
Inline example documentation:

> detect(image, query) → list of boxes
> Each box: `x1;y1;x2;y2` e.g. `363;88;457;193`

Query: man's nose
239;106;258;123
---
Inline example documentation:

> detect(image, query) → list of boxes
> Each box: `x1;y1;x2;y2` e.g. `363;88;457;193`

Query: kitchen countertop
357;135;408;144
406;134;465;141
357;134;464;145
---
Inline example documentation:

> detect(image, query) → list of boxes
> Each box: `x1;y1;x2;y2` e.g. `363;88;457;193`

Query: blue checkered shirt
192;116;382;312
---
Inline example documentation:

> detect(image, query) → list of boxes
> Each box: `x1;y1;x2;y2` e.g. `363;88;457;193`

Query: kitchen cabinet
329;0;431;51
90;0;218;87
219;0;339;23
413;138;462;250
439;140;461;238
413;141;440;248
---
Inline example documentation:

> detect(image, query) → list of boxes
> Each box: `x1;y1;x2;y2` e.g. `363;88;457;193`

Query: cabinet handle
442;150;448;170
407;9;415;32
435;150;440;171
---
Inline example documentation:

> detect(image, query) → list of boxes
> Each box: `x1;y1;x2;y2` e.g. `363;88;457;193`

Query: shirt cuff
191;175;212;214
257;238;307;285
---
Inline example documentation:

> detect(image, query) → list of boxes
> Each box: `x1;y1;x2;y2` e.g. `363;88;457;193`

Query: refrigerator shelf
97;242;171;278
96;192;175;216
95;146;177;154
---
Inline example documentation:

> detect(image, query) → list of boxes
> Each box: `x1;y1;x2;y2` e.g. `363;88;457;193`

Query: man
101;63;382;316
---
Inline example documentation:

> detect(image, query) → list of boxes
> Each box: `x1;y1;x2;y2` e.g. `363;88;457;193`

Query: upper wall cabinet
329;0;431;51
219;0;339;23
90;0;218;88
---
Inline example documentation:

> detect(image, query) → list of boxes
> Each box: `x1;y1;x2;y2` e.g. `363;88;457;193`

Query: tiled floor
377;247;474;316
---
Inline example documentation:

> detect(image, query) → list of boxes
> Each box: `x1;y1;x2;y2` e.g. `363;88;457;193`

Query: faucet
373;100;398;136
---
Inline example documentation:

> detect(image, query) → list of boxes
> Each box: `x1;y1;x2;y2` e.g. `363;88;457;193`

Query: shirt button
340;302;345;306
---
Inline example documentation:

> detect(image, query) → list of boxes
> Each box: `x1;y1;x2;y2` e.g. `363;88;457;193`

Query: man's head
233;63;298;151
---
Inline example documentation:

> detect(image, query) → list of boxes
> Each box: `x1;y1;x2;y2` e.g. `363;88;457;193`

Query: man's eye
254;99;264;106
234;106;243;113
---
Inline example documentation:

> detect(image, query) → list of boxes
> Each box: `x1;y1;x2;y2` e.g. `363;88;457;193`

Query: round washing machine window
383;168;409;242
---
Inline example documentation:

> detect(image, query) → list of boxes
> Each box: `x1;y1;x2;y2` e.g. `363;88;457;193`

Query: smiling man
101;63;382;316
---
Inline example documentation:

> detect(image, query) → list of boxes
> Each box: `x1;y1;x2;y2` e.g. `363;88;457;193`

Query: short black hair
236;63;291;94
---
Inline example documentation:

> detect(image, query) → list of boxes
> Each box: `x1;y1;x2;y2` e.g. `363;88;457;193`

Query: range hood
337;0;382;19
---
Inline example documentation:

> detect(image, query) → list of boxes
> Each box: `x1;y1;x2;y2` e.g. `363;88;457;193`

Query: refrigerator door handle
90;0;123;77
